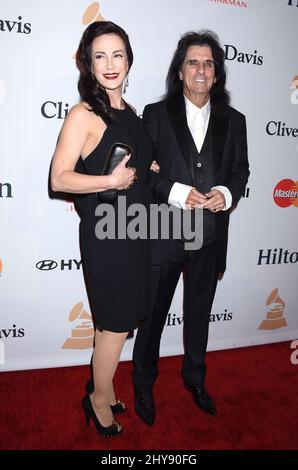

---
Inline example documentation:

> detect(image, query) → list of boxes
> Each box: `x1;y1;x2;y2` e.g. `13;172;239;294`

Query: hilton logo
41;101;70;119
257;248;298;265
0;183;13;198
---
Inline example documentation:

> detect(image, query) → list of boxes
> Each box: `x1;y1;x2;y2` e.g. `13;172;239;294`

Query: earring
123;74;129;94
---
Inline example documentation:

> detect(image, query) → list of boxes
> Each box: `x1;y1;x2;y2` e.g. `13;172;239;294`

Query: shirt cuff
168;182;193;210
212;185;232;210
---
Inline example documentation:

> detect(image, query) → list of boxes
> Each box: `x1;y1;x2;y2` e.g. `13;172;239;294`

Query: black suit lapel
166;94;195;182
210;108;229;175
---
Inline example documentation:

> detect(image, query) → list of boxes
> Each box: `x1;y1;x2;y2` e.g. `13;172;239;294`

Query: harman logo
62;302;94;349
224;45;263;65
288;0;298;6
0;324;25;339
258;248;298;265
273;179;298;208
166;313;183;327
290;76;298;105
210;309;233;322
41;101;70;119
258;288;287;330
0;16;31;34
209;0;248;8
36;259;82;271
0;183;13;198
266;121;298;137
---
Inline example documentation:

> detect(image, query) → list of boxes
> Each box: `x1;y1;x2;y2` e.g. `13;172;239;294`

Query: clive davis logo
258;288;287;330
273;179;298;207
62;302;94;349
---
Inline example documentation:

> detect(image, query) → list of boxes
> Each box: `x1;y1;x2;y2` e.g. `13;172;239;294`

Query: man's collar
184;95;210;117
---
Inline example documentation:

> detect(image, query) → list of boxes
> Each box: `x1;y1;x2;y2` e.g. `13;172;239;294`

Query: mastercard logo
0;259;2;274
273;179;298;208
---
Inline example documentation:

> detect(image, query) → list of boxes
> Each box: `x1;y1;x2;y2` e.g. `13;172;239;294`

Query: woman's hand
150;160;160;173
110;154;137;190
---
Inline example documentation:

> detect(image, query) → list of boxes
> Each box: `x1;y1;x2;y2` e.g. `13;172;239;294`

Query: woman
51;21;153;437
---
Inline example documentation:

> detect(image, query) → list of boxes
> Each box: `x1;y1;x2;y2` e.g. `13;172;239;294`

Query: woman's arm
51;105;134;193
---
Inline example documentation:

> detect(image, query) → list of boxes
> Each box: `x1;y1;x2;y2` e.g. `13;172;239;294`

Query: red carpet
1;341;297;450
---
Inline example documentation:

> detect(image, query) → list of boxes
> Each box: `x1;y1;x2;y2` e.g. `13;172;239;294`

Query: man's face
179;45;216;104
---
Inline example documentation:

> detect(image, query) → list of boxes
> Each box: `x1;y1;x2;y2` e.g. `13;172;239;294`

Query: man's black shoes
134;389;155;426
185;385;217;416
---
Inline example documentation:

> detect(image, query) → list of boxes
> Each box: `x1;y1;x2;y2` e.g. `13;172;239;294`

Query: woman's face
91;33;128;92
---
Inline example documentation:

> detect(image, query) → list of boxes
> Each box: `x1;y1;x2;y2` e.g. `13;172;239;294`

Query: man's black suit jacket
144;93;250;272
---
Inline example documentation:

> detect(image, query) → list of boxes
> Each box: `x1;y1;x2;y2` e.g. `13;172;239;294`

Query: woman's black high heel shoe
85;379;126;414
82;394;122;437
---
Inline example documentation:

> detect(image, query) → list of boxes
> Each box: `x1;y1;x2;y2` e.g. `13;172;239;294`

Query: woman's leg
90;329;128;427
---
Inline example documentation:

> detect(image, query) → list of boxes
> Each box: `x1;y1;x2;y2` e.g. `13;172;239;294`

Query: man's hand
185;188;207;209
203;189;226;212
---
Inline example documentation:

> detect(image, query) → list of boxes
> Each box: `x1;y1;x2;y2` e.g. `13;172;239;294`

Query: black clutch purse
96;142;132;203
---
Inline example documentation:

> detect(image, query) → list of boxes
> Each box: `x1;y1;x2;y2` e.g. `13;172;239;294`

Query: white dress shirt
168;95;232;210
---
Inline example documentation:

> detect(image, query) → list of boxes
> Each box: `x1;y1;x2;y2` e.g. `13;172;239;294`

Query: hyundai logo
36;260;58;271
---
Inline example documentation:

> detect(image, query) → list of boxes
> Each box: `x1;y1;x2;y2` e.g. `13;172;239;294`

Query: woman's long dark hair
76;21;133;123
166;30;230;109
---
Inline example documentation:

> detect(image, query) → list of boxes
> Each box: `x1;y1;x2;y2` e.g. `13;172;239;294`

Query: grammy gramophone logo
258;288;288;330
62;302;94;349
82;2;105;24
72;2;105;59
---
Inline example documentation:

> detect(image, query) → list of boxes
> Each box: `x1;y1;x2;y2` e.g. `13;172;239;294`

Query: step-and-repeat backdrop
1;0;297;371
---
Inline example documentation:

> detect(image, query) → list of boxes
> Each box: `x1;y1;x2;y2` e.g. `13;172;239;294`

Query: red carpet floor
1;341;297;450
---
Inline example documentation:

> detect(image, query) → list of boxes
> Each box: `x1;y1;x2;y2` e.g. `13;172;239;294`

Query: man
132;31;249;426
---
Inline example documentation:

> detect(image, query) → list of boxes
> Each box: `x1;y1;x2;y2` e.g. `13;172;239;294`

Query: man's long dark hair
166;30;230;108
76;21;133;123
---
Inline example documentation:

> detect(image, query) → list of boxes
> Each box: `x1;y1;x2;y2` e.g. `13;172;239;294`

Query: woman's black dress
75;105;153;332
